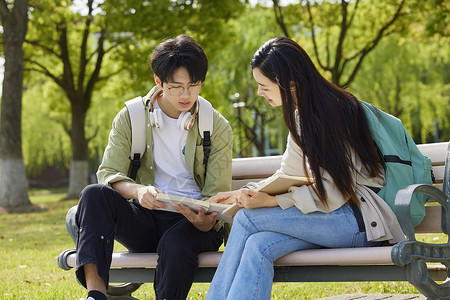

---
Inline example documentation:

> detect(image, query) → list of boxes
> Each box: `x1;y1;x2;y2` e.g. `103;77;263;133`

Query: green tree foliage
99;0;245;94
22;81;72;176
24;0;129;198
18;0;449;181
272;0;412;87
22;73;124;177
268;0;449;143
349;36;450;144
408;0;449;37
21;0;245;187
204;5;288;157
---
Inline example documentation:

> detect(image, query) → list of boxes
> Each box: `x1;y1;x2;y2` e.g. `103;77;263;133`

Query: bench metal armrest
392;184;450;299
395;184;449;241
392;183;449;267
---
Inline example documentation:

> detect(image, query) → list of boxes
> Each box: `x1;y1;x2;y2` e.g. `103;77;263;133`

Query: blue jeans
206;205;380;300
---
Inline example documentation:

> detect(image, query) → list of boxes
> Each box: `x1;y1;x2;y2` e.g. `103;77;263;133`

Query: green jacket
97;90;233;226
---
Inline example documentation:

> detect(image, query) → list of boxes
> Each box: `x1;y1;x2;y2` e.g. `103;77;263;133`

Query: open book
256;174;313;196
154;175;312;223
155;194;239;223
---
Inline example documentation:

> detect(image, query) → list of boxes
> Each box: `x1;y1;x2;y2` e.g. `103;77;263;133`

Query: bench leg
107;283;142;300
406;259;450;300
393;185;450;299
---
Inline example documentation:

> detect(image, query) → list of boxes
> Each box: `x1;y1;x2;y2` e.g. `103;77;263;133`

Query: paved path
318;294;425;299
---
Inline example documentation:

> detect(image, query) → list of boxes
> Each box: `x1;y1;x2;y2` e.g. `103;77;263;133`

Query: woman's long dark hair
251;37;382;206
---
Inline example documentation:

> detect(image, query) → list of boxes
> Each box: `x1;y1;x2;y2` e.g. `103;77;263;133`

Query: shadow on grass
0;204;48;215
0;187;74;215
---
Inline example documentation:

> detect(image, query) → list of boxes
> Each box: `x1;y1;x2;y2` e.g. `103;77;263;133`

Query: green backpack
361;101;434;226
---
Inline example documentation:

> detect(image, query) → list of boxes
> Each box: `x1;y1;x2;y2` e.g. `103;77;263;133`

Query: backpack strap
349;201;366;232
197;96;214;166
125;97;146;180
125;92;214;180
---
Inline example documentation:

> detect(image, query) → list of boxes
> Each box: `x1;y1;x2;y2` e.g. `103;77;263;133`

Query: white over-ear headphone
147;89;198;131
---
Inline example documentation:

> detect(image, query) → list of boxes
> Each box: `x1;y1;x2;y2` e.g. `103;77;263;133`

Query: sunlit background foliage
2;0;448;179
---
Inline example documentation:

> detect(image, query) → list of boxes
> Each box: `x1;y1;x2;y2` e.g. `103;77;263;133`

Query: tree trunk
66;160;88;199
65;100;88;199
0;159;29;206
0;0;31;207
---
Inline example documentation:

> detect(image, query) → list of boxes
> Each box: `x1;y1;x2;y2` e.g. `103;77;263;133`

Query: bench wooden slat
65;246;394;270
231;178;259;190
431;165;445;183
416;206;443;233
232;156;282;179
232;165;444;189
418;142;448;165
231;143;447;185
273;247;393;266
63;203;443;270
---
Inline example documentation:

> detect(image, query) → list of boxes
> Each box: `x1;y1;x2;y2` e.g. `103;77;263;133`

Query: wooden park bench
58;141;450;300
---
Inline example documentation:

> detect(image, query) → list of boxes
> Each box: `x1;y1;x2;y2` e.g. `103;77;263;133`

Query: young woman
205;37;405;300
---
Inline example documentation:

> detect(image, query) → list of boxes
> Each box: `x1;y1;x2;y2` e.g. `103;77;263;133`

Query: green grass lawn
0;188;445;299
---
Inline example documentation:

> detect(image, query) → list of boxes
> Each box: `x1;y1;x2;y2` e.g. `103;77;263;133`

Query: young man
72;34;232;300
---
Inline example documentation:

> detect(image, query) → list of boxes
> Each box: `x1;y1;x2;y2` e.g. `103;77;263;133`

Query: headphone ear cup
177;112;192;131
185;115;195;131
150;108;163;128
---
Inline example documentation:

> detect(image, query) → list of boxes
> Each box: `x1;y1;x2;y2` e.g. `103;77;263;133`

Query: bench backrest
231;142;449;234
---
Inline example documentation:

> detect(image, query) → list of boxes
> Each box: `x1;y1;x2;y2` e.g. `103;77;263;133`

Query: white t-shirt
151;102;202;200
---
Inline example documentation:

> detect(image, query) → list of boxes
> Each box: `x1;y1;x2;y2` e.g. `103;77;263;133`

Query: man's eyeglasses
166;83;204;97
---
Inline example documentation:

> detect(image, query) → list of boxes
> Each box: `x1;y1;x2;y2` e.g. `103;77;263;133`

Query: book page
257;174;313;196
156;194;238;223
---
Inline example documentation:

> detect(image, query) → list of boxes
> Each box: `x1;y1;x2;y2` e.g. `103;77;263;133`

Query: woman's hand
237;189;278;209
208;190;241;205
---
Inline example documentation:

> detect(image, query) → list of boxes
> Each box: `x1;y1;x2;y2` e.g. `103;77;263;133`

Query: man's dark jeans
73;184;223;300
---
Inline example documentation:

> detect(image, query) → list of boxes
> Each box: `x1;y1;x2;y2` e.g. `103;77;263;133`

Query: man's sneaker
80;290;107;300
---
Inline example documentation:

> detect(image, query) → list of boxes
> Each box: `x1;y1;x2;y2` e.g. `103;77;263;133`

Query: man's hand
136;185;166;210
173;204;217;232
208;190;241;204
111;181;166;210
